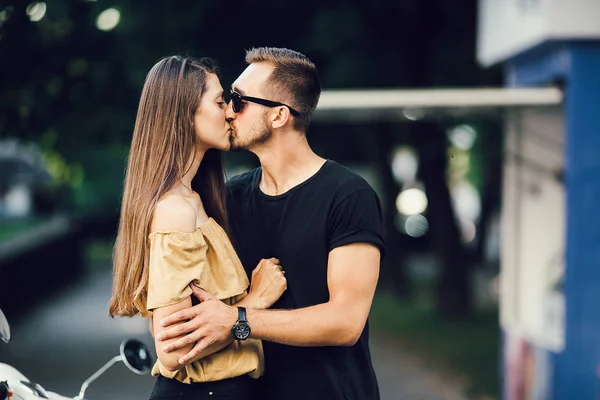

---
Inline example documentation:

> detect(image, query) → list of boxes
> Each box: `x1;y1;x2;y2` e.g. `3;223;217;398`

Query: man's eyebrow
232;86;245;95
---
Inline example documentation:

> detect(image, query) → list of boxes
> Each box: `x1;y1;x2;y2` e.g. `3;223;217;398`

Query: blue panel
504;41;571;86
505;41;600;400
555;42;600;400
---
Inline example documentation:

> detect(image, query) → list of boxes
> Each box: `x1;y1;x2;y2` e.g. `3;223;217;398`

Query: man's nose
225;101;235;121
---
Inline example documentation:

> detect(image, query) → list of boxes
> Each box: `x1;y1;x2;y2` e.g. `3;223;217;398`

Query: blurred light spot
460;218;476;243
391;146;418;184
451;180;481;221
68;164;84;188
403;108;425;121
96;8;120;31
396;188;428;215
448;124;477;150
0;6;14;28
5;185;32;217
448;149;470;178
405;214;429;237
26;2;46;22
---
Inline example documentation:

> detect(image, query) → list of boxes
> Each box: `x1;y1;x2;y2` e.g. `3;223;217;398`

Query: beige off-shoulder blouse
145;217;263;383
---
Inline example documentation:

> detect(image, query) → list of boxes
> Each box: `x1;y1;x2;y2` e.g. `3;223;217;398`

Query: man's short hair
246;47;321;133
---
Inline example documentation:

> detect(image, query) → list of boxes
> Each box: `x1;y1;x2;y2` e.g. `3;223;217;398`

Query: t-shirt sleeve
327;188;386;256
146;231;208;311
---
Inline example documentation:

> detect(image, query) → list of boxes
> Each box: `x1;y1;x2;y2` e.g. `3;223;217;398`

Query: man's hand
156;285;237;365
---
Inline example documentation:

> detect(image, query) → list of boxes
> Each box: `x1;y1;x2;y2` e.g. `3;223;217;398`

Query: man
156;47;385;400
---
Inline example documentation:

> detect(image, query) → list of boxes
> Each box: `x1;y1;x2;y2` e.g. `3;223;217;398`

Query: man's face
226;63;274;151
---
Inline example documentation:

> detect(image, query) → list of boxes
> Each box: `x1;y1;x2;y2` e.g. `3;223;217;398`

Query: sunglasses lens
231;92;241;113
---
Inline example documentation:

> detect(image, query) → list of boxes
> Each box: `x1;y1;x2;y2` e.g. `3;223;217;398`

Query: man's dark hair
246;47;321;133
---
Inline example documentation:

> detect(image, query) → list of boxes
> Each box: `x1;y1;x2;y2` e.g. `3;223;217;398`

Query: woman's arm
147;195;201;371
152;297;194;372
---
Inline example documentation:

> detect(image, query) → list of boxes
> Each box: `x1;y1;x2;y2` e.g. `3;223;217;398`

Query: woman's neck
180;147;205;191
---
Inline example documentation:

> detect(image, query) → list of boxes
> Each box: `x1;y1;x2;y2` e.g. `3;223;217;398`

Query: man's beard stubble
229;117;271;151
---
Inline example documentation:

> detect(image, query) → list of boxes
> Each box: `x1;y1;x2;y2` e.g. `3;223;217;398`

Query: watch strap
238;306;247;323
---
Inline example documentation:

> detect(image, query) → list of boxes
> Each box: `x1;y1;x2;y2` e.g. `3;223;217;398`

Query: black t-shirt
226;160;384;400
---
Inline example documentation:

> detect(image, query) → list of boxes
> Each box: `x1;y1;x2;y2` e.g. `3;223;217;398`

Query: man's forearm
246;302;363;347
181;293;263;366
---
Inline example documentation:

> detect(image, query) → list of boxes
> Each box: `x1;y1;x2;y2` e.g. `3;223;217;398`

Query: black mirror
0;308;10;343
120;339;153;375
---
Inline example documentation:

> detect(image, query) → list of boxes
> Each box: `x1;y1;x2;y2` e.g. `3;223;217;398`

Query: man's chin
229;138;247;152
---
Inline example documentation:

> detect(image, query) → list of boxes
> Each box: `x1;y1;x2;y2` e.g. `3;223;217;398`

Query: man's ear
271;106;291;129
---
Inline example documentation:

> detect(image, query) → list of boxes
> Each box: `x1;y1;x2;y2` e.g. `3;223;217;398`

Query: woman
108;56;286;400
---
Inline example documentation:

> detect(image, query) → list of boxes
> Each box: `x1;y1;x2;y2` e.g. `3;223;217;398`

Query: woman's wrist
237;291;264;309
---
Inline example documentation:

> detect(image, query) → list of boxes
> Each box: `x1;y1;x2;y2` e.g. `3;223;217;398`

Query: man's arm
246;242;379;346
157;242;379;363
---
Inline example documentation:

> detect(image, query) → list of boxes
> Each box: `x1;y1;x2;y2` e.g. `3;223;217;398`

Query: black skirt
149;374;254;400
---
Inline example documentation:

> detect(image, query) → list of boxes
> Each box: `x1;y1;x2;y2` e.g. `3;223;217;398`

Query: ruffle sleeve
146;230;208;311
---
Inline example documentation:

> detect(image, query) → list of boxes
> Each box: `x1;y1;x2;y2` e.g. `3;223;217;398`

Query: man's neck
253;134;325;196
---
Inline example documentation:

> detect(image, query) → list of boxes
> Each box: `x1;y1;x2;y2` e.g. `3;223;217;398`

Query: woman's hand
247;258;287;309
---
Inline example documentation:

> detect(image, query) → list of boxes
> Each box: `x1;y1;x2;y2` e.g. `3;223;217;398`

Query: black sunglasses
230;90;300;116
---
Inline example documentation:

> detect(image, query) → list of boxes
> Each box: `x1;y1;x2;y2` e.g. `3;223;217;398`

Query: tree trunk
416;122;472;318
368;123;412;299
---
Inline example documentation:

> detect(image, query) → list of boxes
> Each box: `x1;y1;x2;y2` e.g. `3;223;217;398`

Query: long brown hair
109;56;228;317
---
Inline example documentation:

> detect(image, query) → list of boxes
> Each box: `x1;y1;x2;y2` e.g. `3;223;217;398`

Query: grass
85;239;114;262
0;217;51;241
370;290;500;399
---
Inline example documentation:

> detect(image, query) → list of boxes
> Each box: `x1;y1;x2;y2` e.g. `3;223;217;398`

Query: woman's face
194;73;230;151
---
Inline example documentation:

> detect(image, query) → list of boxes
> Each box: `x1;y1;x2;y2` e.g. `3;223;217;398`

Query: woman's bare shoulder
151;192;197;234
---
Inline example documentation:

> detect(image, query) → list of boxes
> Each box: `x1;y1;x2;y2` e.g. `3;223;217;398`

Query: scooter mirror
0;308;10;343
120;339;153;375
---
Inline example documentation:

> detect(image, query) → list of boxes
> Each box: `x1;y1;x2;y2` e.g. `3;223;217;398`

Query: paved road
0;268;465;400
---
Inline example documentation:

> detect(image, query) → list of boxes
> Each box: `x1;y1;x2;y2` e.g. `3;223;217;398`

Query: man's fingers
156;319;197;342
159;308;193;328
163;329;202;353
267;257;280;264
189;284;213;302
178;339;210;365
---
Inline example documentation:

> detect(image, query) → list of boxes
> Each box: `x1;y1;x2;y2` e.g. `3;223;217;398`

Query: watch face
232;322;251;340
233;321;250;340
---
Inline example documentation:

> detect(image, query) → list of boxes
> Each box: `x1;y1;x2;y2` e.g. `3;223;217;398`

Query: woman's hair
109;55;228;317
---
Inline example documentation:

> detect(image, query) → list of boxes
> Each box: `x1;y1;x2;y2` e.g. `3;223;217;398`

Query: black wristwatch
231;306;251;340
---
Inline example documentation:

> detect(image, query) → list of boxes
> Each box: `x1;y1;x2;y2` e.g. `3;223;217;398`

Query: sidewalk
371;329;468;400
0;267;467;400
